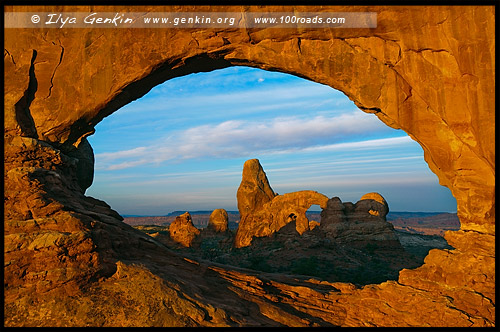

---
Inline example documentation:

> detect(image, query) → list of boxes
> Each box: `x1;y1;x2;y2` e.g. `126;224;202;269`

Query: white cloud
97;146;148;160
297;136;413;153
94;112;407;170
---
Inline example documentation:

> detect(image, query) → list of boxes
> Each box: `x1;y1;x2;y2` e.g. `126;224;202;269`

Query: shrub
247;256;274;272
290;256;319;276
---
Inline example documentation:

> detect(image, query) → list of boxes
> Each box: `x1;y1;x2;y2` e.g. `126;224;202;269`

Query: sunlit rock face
169;212;200;247
235;189;329;247
4;5;494;327
236;159;277;220
234;158;329;247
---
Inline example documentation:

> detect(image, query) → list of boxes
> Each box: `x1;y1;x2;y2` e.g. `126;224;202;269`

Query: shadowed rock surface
320;194;399;245
4;5;494;327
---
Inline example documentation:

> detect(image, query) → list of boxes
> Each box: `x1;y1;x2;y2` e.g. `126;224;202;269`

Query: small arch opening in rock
306;205;322;230
86;66;458;285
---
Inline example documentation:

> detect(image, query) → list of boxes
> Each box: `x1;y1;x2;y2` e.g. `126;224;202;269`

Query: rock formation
238;189;328;243
235;159;329;247
236;159;277;221
320;193;400;246
169;212;200;247
358;192;389;217
309;220;320;231
4;5;495;327
206;209;229;233
144;182;415;285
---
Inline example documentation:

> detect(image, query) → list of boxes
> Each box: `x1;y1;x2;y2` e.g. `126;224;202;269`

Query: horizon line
121;210;458;217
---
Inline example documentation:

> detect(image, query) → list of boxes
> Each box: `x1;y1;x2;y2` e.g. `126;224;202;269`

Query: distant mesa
167;210;218;216
387;212;460;236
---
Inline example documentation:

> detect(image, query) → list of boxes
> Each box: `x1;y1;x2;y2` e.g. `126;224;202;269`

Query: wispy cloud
296;136;412;153
97;147;148;160
95;112;404;170
118;78;349;119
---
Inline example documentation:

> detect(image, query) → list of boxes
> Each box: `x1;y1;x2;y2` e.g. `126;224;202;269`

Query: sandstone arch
4;5;494;327
235;189;330;248
235;158;330;247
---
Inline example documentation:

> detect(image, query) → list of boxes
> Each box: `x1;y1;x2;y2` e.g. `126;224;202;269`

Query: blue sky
86;66;457;216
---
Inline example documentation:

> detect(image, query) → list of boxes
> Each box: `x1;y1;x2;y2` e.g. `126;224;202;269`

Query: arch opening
86;66;458;285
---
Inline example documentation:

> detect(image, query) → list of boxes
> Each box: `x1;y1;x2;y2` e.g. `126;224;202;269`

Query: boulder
169;212;200;247
207;208;229;233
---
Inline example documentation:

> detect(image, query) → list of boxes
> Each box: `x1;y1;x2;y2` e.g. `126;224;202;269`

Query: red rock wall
4;5;495;327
